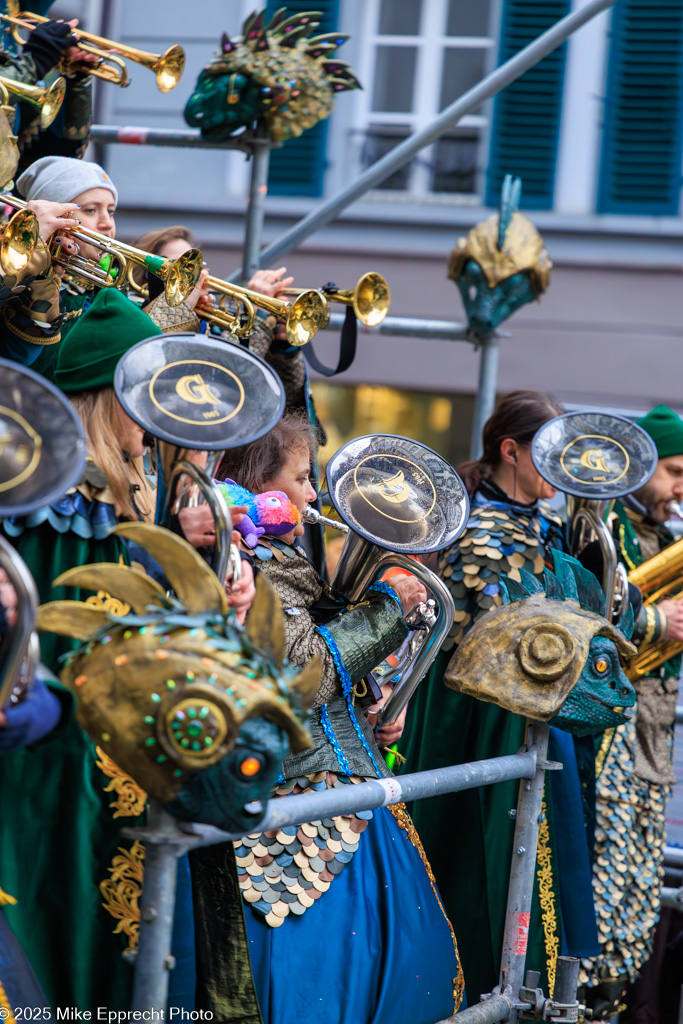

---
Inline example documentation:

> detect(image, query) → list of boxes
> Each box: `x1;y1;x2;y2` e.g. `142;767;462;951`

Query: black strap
303;304;357;377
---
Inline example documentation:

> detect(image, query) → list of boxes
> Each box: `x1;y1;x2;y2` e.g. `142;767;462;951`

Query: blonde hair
70;388;153;522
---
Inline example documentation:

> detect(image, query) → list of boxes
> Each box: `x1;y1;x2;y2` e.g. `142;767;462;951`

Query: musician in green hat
581;404;683;1016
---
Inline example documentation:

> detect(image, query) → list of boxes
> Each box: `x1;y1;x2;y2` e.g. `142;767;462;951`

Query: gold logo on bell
579;449;610;473
373;469;411;504
175;374;220;406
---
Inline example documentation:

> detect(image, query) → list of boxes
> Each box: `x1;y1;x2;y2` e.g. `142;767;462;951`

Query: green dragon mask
37;523;320;831
445;550;637;737
184;8;361;142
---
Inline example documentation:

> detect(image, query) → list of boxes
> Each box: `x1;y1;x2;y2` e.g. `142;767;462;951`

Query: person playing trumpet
0;11;97;171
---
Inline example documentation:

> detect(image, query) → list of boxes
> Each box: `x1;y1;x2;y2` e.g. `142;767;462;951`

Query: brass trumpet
126;264;257;338
129;264;327;344
50;226;203;307
203;276;328;347
1;1;185;92
0;193;40;275
0;74;65;130
281;272;391;328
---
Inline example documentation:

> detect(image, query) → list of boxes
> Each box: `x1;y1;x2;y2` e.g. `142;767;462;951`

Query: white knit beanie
16;156;118;205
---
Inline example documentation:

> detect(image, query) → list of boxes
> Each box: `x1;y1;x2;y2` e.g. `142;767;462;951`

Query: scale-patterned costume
196;535;464;1024
400;481;597;1005
580;502;678;994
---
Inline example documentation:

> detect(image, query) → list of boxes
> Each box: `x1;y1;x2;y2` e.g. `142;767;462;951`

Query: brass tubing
205;275;328;346
281;272;391;328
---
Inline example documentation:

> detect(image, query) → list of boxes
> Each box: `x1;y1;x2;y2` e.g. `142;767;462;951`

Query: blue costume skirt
0;909;47;1015
244;804;463;1024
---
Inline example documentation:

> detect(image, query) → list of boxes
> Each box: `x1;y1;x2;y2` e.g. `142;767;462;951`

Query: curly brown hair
216;413;316;492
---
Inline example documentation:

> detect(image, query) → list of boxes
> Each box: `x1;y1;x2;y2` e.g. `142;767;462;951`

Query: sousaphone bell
0;359;87;708
531;411;657;620
115;333;285;584
324;434;469;725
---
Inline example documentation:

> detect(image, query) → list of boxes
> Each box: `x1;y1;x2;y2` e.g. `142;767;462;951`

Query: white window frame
349;0;496;202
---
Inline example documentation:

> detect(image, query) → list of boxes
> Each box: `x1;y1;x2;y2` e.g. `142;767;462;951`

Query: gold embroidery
99;840;145;953
643;606;657;645
619;525;638;572
95;746;147;818
85;589;131;617
536;798;559;994
390;803;465;1013
596;727;615;779
0;885;17;906
0;977;16;1024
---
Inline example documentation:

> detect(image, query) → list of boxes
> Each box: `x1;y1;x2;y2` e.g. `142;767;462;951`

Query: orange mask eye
595;658;609;674
240;756;262;777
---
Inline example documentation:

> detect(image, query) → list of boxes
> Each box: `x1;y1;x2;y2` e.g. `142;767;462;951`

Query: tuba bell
114;332;285;585
321;433;469;725
0;359;86;707
531;411;658;622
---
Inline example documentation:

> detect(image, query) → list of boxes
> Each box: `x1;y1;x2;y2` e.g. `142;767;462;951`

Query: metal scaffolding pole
471;335;501;459
498;722;551;1008
190;748;538;845
124;748;538;1013
240;140;272;284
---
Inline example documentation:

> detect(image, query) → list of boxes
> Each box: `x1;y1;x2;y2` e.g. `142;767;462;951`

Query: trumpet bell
287;289;329;347
351;272;390;327
164;247;203;307
1;207;38;275
155;44;186;92
38;77;66;130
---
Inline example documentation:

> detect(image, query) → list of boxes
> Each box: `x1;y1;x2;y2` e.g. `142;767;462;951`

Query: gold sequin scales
235;773;371;926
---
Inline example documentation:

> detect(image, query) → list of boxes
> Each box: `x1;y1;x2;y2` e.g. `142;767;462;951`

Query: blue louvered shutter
598;0;683;216
486;0;570;210
265;0;340;197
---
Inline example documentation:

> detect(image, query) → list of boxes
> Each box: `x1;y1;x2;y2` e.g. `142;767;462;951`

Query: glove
22;20;76;80
0;679;62;753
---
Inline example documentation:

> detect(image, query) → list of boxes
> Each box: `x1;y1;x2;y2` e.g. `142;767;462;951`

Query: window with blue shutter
265;0;340;197
598;0;683;216
486;0;570;210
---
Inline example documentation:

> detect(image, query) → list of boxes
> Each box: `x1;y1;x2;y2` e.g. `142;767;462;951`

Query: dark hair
458;389;564;496
216;412;317;492
130;225;194;289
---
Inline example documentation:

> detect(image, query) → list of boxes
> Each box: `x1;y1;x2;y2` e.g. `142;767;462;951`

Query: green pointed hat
54;288;158;394
636;405;683;460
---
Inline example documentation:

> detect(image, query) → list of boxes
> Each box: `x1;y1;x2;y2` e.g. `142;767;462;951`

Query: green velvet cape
0;513;143;1013
400;649;559;1004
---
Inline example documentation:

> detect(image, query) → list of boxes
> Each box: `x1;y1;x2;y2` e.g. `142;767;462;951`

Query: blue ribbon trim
319;702;351;775
368;580;402;610
316;623;382;776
